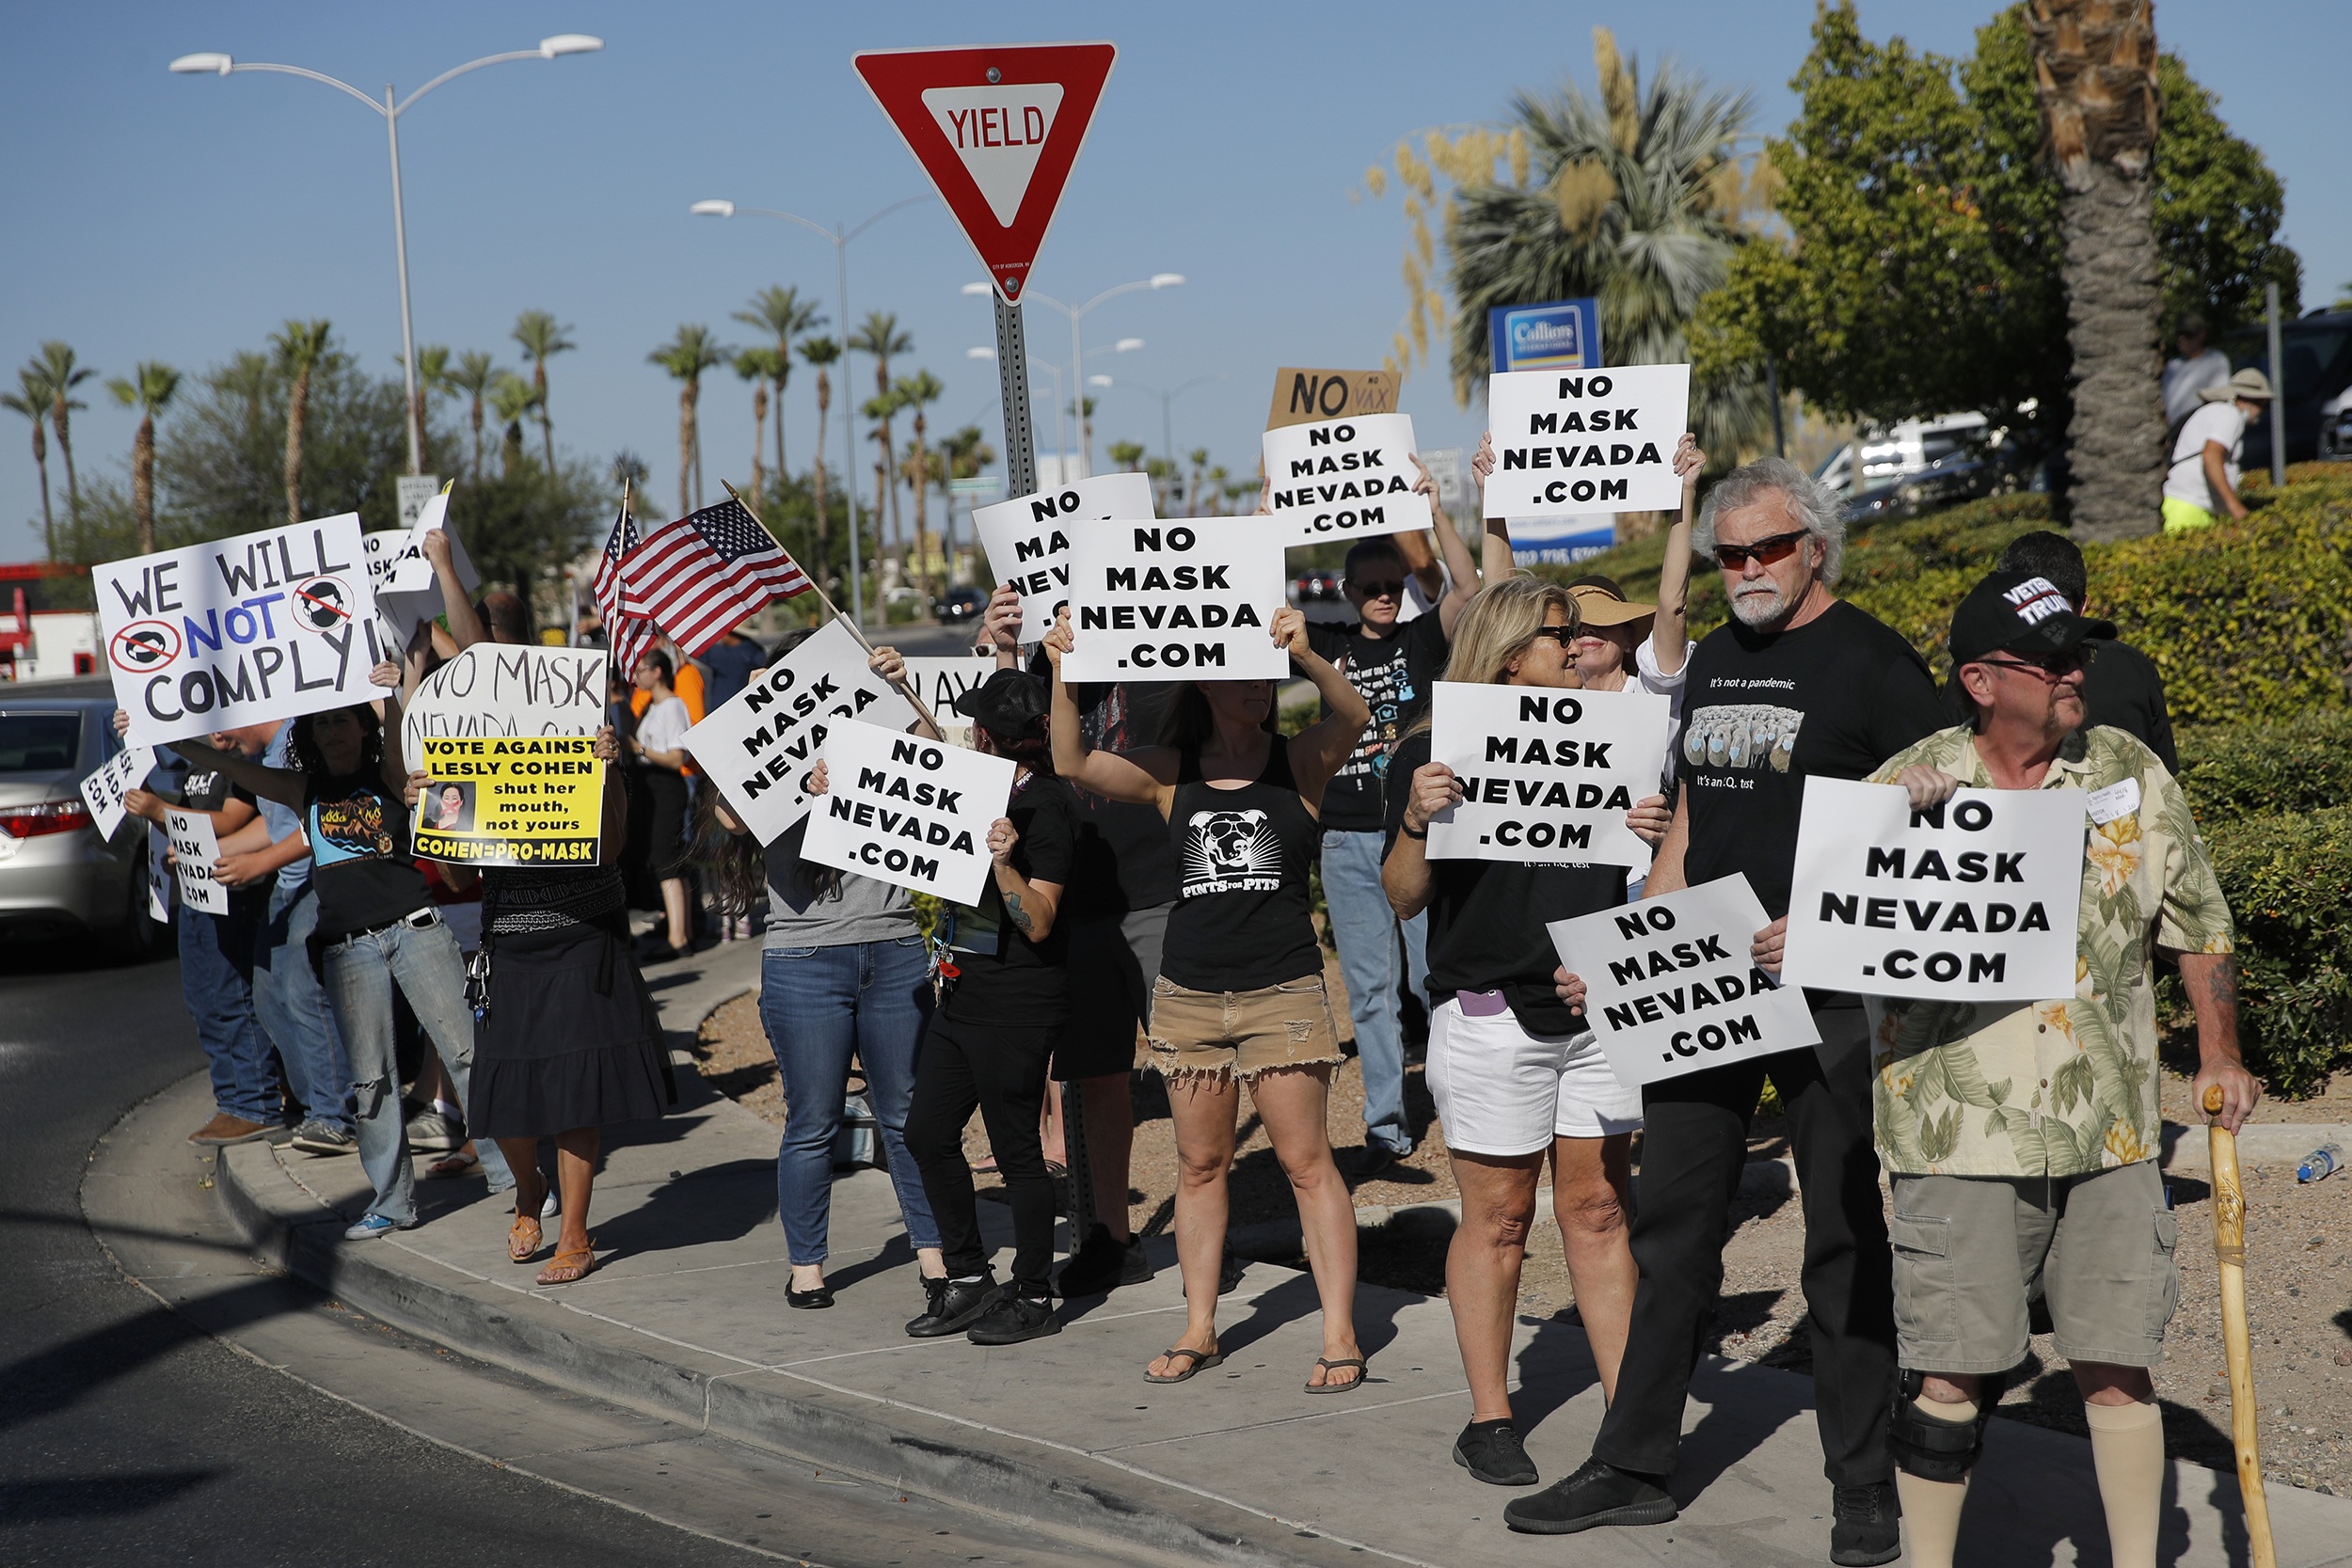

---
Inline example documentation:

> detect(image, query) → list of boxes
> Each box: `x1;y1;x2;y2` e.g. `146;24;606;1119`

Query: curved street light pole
170;38;604;475
1090;372;1227;510
1016;274;1184;480
691;196;933;630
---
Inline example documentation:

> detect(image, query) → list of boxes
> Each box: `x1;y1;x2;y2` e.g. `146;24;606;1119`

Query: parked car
1292;568;1342;604
933;585;988;625
2222;310;2352;469
0;696;161;957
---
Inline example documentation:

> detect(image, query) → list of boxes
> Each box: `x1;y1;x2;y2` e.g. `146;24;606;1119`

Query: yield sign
854;42;1116;304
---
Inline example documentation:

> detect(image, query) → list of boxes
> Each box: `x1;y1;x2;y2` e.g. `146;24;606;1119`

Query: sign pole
994;294;1040;499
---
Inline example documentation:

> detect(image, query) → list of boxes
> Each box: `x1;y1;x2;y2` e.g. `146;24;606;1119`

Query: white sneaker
541;1187;560;1219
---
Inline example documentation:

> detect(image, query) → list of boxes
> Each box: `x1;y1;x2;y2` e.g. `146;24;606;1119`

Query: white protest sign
97;515;383;746
1424;683;1671;869
1485;365;1689;519
371;485;481;648
163;806;227;916
1261;413;1434;547
973;471;1154;641
80;744;155;842
679;619;919;843
1063;519;1289;684
1783;777;2087;1002
1549;874;1819;1087
396;472;443;526
401;643;608;760
800;718;1016;906
902;655;1000;742
146;823;172;922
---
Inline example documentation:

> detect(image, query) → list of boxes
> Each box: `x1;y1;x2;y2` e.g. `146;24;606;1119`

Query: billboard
1489;297;1601;374
1505;515;1617;567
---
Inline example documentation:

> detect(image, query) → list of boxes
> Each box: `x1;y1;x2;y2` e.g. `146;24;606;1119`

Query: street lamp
692;195;936;630
965;274;1184;479
170;36;605;475
1089;372;1228;513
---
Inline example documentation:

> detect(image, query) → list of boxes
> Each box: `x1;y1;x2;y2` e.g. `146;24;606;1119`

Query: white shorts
1425;995;1643;1156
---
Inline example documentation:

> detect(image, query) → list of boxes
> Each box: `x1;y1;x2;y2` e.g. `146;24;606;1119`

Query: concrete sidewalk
211;939;2352;1568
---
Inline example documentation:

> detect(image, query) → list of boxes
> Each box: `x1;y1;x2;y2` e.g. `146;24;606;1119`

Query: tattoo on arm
1004;891;1034;936
2203;957;2238;1012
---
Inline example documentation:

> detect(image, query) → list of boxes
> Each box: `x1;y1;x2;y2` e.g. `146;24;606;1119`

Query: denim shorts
1146;973;1342;1082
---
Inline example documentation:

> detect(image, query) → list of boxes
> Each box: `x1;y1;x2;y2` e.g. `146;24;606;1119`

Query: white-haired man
1522;458;1947;1565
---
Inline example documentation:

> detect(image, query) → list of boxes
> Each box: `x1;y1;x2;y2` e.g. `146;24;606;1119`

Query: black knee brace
1888;1369;2000;1482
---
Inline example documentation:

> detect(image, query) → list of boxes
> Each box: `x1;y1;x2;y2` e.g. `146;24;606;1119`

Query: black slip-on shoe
1829;1480;1902;1566
966;1292;1060;1345
1502;1456;1677;1535
1056;1225;1150;1296
904;1277;995;1338
1453;1419;1539;1486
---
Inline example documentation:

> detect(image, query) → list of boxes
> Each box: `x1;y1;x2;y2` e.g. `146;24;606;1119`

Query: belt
347;906;439;942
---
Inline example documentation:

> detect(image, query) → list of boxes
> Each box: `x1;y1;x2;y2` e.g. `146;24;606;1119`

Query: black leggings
904;1014;1056;1298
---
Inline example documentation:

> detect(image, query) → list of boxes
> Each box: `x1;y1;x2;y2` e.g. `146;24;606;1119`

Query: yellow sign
1266;367;1398;430
413;735;604;866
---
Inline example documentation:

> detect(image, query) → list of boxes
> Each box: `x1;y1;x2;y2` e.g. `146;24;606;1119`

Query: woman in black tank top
1046;606;1381;1393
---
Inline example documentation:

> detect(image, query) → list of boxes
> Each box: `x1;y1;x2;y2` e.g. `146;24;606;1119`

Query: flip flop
536;1239;596;1287
1304;1356;1368;1394
1143;1346;1225;1384
424;1149;480;1180
508;1213;543;1263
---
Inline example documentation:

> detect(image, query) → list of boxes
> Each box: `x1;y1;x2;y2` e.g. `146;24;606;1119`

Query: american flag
619;497;811;657
590;507;659;677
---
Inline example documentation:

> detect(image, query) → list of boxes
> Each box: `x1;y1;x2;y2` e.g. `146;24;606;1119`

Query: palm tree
2;366;56;556
488;372;540;475
268;320;332;526
1439;30;1769;458
848;312;912;560
799;335;842;567
444;351;498;483
1186;447;1210;517
649;325;727;517
894;370;946;601
734;347;785;500
1106;438;1147;472
33;342;95;533
2028;0;2165;541
400;344;459;474
861;388;904;566
733;285;825;482
512;310;577;473
1203;463;1231;517
105;362;182;554
935;424;994;583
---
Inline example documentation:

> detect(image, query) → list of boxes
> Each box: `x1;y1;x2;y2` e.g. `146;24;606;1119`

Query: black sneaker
1056;1224;1149;1296
904;1276;995;1338
1829;1481;1902;1566
966;1292;1060;1345
1502;1456;1677;1535
1453;1418;1539;1486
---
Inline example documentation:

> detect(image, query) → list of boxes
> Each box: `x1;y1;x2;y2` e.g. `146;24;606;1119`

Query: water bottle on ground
2296;1141;2343;1183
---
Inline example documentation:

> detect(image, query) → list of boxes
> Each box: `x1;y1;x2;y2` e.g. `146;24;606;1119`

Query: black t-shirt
943;773;1081;1025
1305;612;1451;832
1383;730;1625;1036
1161;737;1322;991
1679;599;1945;918
177;759;252;816
306;770;434;941
1051;675;1179;915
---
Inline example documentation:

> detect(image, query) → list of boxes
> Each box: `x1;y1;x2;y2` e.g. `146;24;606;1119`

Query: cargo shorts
1889;1160;2179;1375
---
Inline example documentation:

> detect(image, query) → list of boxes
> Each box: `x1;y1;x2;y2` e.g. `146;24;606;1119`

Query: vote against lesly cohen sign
1485;365;1689;519
412;735;603;867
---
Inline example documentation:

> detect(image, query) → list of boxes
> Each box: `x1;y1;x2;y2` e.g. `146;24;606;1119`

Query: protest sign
369;485;481;648
800;718;1015;906
1260;414;1434;546
413;735;603;868
80;744;155;842
163;806;226;916
1549;874;1818;1087
401;643;607;760
972;471;1153;641
1062;520;1288;683
1424;683;1671;869
680;619;918;843
1484;365;1690;519
1266;367;1397;430
97;515;383;746
1783;777;2087;1002
146;823;171;922
901;655;1000;743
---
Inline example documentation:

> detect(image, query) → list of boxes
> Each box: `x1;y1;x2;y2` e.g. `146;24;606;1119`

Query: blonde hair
1404;576;1578;738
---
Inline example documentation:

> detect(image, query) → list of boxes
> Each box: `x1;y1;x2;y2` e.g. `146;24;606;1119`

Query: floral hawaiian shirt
1863;724;2233;1179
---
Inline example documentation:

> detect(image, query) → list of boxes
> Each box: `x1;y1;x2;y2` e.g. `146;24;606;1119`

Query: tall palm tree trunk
875;363;901;563
283;367;311;526
676;388;694;519
51;404;79;531
773;372;787;481
750;384;768;501
28;423;52;559
691;386;706;512
132;415;156;554
469;396;485;483
909;414;934;604
535;364;555;473
2030;0;2165;541
812;372;833;565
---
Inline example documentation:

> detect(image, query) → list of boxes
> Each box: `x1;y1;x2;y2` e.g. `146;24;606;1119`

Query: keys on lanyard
927;909;961;1004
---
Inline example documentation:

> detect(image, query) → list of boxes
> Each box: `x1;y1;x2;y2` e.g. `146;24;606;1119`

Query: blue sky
3;1;2342;562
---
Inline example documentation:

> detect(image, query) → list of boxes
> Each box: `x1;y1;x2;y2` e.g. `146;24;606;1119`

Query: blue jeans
323;912;513;1225
179;892;282;1124
1320;829;1427;1156
252;881;353;1133
759;936;939;1265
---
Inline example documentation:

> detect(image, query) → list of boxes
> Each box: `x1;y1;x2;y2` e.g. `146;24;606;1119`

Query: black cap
1948;569;2087;668
953;669;1049;743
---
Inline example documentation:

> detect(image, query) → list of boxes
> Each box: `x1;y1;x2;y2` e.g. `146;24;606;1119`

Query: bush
2197;806;2352;1097
2176;710;2352;825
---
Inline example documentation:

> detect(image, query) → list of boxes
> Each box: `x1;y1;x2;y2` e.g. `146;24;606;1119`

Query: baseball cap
1948;569;2087;668
952;669;1049;743
1565;574;1656;628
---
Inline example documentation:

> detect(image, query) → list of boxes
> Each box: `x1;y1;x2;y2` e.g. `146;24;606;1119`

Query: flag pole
721;481;947;736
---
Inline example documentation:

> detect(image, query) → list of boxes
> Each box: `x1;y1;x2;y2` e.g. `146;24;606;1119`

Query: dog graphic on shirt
1181;808;1282;895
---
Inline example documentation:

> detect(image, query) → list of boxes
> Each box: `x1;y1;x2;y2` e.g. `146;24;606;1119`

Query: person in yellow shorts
2161;367;2273;533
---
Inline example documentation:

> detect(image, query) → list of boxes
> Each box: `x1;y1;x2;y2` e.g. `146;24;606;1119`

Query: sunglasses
1978;648;2088;679
1712;529;1811;570
1532;626;1578;646
1351;579;1405;598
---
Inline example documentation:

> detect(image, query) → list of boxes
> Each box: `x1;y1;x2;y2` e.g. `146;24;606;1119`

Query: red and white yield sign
854;42;1116;304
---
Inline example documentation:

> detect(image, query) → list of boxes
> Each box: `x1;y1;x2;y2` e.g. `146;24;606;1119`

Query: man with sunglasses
1516;457;1944;1563
1858;569;2251;1568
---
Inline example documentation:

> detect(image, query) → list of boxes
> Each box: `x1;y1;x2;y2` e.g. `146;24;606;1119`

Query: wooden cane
2205;1082;2278;1568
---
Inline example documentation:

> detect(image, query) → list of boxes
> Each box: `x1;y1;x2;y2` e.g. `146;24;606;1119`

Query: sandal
508;1214;543;1263
535;1240;596;1287
1143;1345;1225;1384
1304;1356;1368;1394
425;1149;481;1180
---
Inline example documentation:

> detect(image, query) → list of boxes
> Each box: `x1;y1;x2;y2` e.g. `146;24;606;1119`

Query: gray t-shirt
762;818;914;949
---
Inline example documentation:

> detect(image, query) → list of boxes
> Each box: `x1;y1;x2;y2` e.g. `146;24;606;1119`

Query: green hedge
2196;806;2352;1097
2176;711;2352;825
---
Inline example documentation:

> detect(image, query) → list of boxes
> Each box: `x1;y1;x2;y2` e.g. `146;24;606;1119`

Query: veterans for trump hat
1949;569;2088;668
953;668;1049;743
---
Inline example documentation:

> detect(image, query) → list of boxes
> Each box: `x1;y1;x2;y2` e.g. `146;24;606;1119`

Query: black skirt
469;926;675;1138
641;768;689;879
